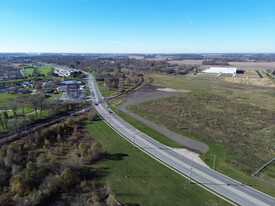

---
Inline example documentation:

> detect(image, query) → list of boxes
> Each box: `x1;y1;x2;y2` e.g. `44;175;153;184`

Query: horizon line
0;52;275;55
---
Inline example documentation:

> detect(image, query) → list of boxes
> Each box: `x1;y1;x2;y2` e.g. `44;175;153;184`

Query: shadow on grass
103;153;129;161
92;167;111;180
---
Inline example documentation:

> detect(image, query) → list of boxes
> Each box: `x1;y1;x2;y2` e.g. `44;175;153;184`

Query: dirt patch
120;85;182;106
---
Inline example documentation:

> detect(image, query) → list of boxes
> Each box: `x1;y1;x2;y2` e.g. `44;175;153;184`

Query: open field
86;119;229;206
229;62;275;70
196;70;275;87
169;60;275;70
127;73;275;196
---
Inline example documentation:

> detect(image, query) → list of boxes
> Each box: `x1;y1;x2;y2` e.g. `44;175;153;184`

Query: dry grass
129;93;275;174
196;70;275;88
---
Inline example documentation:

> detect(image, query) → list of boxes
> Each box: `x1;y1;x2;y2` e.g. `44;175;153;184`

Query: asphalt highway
86;73;275;206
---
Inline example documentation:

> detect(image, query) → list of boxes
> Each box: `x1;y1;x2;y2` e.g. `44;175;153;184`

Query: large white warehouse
203;67;237;74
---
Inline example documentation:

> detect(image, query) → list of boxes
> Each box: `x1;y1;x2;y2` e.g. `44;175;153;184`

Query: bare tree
36;94;46;116
0;113;5;130
27;95;40;118
9;100;18;119
0;105;9;129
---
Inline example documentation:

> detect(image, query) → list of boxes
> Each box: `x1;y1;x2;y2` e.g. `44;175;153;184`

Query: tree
37;94;46;116
0;113;5;130
15;96;29;119
35;83;42;90
0;168;9;185
0;105;9;129
27;94;45;118
9;100;18;119
59;168;80;189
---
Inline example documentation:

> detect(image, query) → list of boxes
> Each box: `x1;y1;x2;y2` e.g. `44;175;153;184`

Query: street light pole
213;154;216;170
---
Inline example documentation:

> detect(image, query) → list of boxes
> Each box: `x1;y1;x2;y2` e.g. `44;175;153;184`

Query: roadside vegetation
97;81;117;97
86;119;229;206
127;73;275;196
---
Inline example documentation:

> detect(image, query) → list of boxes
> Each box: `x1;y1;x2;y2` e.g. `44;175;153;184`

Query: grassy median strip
86;120;230;206
109;99;182;148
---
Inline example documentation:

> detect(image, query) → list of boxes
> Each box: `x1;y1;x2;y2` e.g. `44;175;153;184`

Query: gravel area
117;85;209;154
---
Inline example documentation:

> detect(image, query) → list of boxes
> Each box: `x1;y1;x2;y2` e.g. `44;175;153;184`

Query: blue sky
0;0;274;53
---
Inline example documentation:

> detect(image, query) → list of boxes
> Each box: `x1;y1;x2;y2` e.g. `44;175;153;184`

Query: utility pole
213;154;216;170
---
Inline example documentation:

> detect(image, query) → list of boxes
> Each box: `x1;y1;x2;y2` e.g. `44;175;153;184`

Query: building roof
61;80;82;85
203;67;237;74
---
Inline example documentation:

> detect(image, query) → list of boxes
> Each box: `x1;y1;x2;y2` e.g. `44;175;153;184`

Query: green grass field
0;93;27;104
38;65;53;75
24;67;34;76
86;119;230;206
126;73;275;197
23;65;53;76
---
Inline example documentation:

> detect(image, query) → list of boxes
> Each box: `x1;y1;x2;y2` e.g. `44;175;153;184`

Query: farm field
86;119;229;206
196;70;275;87
127;74;275;196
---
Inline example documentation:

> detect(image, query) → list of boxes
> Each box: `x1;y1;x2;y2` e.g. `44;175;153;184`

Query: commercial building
203;67;237;74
